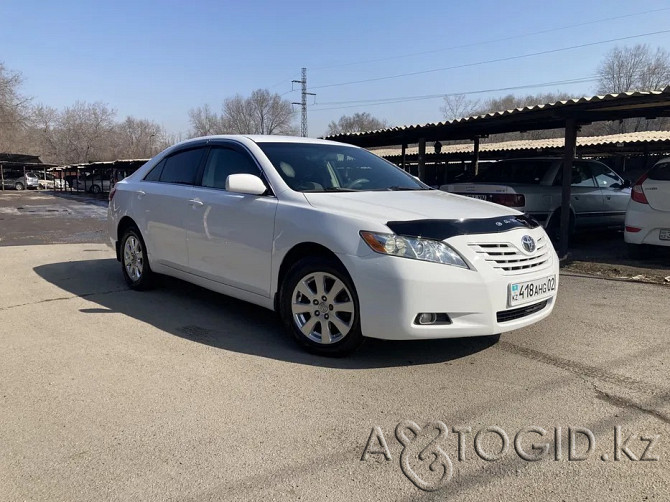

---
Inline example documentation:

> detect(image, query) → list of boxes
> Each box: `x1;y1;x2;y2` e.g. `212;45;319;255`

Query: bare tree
188;104;225;137
113;116;166;158
0;62;31;151
325;112;387;136
597;44;670;94
594;44;670;133
440;94;480;121
222;89;296;135
29;101;116;164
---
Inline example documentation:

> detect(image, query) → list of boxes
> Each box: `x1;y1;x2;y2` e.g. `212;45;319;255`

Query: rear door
643;160;670;212
136;146;207;269
590;161;630;226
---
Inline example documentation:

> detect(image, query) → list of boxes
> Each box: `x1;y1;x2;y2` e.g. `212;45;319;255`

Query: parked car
34;171;68;189
624;157;670;257
0;170;40;190
440;158;631;241
69;175;112;193
108;136;559;355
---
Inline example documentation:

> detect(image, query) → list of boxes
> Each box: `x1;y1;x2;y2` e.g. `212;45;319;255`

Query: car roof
172;134;353;149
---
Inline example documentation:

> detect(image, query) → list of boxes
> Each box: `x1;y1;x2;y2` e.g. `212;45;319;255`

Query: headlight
360;231;469;269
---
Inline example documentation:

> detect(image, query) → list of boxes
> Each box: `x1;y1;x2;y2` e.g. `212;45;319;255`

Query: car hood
302;190;519;223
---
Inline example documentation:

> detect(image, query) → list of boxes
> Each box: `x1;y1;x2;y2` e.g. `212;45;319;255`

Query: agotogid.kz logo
361;422;660;492
521;235;536;253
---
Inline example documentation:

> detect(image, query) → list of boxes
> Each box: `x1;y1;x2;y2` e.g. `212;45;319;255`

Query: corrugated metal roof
369;130;670;158
326;87;670;144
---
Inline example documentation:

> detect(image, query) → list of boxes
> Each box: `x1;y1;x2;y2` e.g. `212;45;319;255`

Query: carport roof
370;130;670;159
325;87;670;147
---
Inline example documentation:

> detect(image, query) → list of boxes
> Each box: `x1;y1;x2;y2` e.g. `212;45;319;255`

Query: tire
546;211;574;249
120;226;154;290
14;182;24;191
279;257;363;356
91;184;102;194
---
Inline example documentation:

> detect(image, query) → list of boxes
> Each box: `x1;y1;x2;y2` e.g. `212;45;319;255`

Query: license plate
462;194;488;200
509;275;557;307
660;229;670;241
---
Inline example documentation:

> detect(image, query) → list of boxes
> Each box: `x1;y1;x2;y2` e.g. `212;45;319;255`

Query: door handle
189;198;204;207
136;190;146;199
572;195;580;200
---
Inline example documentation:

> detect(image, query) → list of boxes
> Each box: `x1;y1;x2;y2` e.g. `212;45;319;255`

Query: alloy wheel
290;271;355;345
123;235;144;282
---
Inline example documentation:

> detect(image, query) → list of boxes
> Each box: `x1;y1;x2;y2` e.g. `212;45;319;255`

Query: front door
184;144;278;297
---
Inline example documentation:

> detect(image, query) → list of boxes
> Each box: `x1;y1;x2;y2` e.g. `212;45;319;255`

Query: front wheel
280;257;363;356
91;184;102;194
120;226;154;290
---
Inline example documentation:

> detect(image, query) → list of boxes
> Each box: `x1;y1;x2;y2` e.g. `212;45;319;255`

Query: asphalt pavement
0;193;669;501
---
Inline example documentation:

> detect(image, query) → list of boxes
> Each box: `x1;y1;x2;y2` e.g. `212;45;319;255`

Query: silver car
0;171;40;190
441;158;631;240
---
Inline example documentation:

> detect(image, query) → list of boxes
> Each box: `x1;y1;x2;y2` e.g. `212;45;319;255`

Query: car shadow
34;258;499;369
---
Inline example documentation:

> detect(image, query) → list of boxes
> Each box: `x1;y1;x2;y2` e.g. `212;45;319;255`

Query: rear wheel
120;226;154;290
14;182;24;191
280;257;363;356
91;184;102;194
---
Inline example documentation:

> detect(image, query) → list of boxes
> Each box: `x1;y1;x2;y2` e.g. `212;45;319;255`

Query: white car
107;136;559;355
624;158;670;256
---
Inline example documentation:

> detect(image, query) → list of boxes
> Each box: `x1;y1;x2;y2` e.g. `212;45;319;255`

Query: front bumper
340;227;559;340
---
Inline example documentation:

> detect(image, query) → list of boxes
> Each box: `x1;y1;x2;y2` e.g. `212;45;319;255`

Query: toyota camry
108;136;559;355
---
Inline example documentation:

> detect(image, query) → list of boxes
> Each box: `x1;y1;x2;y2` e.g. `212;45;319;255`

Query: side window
553;163;597;187
590;163;622;188
571;162;596;187
159;148;206;185
143;159;165;182
200;147;260;190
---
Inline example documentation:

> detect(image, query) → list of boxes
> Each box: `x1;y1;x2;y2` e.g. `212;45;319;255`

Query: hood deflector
386;215;540;240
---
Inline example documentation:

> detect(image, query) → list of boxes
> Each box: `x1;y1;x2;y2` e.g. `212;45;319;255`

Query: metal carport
325;87;670;258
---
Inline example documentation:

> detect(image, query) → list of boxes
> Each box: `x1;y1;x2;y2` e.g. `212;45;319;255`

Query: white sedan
624;157;670;257
107;136;559;355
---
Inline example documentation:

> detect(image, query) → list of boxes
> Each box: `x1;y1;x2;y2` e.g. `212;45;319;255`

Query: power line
309;7;670;71
307;29;670;91
309;76;599;112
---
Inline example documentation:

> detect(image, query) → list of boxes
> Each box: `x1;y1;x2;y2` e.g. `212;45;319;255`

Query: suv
441;158;631;240
1;170;40;190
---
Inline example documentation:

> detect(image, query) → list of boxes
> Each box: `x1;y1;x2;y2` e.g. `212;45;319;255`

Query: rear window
648;161;670;181
474;160;554;184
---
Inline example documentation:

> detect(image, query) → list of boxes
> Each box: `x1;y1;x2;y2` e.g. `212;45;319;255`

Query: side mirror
226;174;267;195
622;179;632;189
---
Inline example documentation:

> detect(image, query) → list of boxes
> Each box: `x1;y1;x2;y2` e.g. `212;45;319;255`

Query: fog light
417;313;437;325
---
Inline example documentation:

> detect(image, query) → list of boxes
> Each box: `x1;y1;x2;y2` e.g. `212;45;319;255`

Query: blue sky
2;0;670;138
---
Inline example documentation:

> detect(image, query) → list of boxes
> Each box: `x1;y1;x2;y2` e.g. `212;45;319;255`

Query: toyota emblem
521;235;536;253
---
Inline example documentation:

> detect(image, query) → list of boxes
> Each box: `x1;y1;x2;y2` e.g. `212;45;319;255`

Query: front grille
497;300;548;323
468;236;551;274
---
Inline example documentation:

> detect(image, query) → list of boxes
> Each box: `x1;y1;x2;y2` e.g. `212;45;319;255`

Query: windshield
257;142;427;192
474;159;554;185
